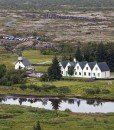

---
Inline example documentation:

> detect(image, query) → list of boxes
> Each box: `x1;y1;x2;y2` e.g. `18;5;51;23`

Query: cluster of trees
0;64;27;86
75;43;114;70
41;56;62;81
61;42;114;71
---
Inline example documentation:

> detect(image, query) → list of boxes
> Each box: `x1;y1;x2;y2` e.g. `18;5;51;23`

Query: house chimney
18;56;23;61
74;58;76;62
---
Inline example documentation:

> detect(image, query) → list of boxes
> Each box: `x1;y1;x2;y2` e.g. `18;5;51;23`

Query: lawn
22;50;53;64
0;104;114;130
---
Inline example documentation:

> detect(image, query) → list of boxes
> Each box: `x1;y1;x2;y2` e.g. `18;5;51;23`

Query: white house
59;60;110;79
15;57;33;70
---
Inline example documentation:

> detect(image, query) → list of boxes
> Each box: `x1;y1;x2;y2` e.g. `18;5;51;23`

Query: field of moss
0;104;114;130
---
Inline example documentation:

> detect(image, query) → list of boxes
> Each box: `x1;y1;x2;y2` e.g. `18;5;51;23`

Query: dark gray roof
22;58;31;66
79;61;87;69
88;62;97;69
69;61;76;67
60;60;110;72
60;60;69;68
97;62;110;72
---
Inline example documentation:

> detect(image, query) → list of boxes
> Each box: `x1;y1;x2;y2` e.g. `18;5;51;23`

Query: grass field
0;104;114;130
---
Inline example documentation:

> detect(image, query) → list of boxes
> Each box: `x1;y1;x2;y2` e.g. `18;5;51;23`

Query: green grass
0;104;114;130
0;78;114;100
0;47;17;70
23;50;53;64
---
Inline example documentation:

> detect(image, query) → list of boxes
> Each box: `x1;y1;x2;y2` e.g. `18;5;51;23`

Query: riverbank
0;78;114;101
0;104;114;130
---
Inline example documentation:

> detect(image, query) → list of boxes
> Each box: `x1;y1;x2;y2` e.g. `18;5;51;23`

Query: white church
59;59;110;79
15;57;33;70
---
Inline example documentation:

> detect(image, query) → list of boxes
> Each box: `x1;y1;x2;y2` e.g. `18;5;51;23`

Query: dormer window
86;67;88;70
77;66;79;69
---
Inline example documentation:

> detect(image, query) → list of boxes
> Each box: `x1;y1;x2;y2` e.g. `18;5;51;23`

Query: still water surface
0;96;114;113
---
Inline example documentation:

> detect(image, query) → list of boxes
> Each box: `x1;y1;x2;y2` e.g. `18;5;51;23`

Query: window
86;67;88;70
93;73;95;76
77;66;79;69
75;72;77;75
61;71;63;74
79;72;81;75
96;67;98;71
98;73;100;77
88;73;91;76
84;72;86;76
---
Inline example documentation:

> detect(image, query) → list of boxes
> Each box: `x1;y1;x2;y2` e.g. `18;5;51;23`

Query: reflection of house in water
42;98;48;106
68;99;74;104
86;99;103;106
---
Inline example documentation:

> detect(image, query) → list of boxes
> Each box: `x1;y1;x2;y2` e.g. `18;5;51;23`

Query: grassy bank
0;104;114;130
0;78;114;100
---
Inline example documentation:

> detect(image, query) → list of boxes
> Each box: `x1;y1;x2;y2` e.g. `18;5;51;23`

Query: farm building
59;59;110;79
15;57;33;70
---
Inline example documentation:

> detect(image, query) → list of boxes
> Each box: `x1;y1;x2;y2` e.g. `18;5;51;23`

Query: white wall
74;63;83;77
83;63;92;78
15;62;25;70
92;64;102;78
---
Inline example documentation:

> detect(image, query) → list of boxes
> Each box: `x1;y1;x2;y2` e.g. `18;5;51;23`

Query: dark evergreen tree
69;55;73;61
68;66;74;76
75;46;83;61
48;56;62;81
96;43;106;62
0;64;6;78
61;55;68;61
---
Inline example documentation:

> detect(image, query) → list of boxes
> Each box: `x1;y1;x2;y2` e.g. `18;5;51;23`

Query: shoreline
0;94;114;102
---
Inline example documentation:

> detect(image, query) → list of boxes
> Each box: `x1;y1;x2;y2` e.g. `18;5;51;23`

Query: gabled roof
97;62;110;72
22;58;31;66
79;61;87;69
60;60;69;68
88;62;97;70
69;61;76;67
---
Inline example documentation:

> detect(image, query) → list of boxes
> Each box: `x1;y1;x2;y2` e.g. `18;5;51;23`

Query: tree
75;46;83;61
69;55;73;61
48;56;62;81
33;121;41;130
0;64;6;78
96;43;106;62
68;66;74;76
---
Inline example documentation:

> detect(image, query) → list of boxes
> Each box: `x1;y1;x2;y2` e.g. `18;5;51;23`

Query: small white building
15;57;33;70
59;60;110;79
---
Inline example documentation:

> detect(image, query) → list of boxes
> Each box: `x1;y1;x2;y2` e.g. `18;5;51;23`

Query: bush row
19;84;71;94
85;88;110;95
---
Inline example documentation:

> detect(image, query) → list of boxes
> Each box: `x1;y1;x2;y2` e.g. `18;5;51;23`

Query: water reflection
0;96;114;113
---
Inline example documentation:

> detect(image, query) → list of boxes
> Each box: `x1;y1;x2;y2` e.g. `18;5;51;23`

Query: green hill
0;0;114;10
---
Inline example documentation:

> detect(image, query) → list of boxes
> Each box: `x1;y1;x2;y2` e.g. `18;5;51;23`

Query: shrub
55;86;71;94
40;74;49;81
85;87;101;95
101;89;110;94
33;121;42;130
20;84;28;90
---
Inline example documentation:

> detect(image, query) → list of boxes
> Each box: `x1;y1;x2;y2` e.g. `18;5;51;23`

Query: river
0;96;114;113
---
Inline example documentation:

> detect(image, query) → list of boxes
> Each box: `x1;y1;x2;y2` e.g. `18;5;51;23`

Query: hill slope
0;0;114;10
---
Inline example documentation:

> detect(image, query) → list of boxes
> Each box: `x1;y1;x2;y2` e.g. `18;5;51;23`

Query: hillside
0;0;114;10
